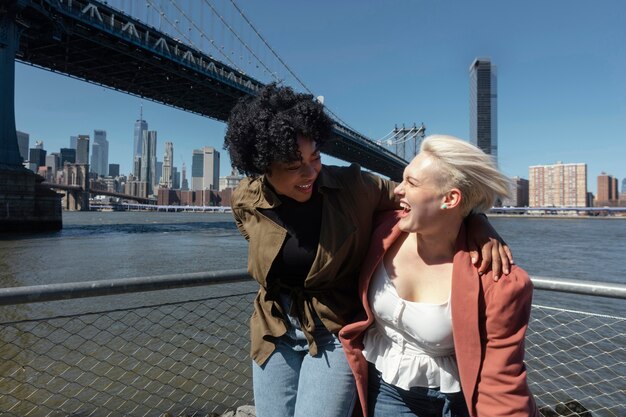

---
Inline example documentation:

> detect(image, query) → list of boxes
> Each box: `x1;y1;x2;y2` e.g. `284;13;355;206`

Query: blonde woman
340;135;539;417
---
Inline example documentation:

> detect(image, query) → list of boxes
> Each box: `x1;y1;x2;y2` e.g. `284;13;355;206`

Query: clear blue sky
14;0;626;194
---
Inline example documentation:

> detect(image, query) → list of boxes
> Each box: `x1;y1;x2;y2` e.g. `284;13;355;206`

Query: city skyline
13;0;626;194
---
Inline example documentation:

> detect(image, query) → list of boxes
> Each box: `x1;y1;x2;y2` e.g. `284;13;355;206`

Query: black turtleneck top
261;185;323;290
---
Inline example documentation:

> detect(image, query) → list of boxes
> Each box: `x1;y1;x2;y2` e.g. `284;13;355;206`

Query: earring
441;203;448;209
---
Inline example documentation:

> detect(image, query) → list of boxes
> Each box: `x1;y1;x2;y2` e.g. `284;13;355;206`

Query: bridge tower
393;123;426;161
62;164;90;211
0;3;62;231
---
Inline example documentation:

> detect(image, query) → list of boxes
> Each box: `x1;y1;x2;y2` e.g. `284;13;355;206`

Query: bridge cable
224;0;359;131
375;128;399;145
196;0;279;81
387;129;415;145
147;0;243;72
160;0;243;71
226;0;311;91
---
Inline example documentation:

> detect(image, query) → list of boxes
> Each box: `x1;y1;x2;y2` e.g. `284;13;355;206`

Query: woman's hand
466;214;513;281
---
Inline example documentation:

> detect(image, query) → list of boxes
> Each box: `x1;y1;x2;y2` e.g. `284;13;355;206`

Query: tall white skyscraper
133;107;148;177
191;147;220;191
470;58;498;163
76;135;90;164
91;129;109;176
140;130;157;195
160;141;174;188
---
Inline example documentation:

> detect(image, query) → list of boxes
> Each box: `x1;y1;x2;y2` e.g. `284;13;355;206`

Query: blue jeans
368;365;469;417
252;298;356;417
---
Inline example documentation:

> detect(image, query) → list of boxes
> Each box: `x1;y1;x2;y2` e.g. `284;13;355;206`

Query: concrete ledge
0;218;62;232
0;168;62;232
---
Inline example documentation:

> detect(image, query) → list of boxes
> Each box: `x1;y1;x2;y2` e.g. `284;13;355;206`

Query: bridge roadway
11;0;406;180
43;182;154;204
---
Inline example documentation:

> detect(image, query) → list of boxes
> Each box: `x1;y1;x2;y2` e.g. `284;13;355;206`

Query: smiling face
394;152;447;233
265;135;322;202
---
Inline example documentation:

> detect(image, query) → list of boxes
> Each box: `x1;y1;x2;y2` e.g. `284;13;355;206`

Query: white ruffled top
362;262;461;393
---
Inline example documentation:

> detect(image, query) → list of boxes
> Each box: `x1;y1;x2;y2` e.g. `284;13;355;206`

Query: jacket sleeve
230;186;250;241
360;169;399;211
476;268;538;417
231;207;250;241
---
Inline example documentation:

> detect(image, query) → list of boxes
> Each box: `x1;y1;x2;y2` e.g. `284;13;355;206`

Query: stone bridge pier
1;4;61;231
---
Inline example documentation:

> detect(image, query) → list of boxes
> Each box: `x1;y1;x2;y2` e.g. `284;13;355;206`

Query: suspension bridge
1;0;429;230
4;0;422;177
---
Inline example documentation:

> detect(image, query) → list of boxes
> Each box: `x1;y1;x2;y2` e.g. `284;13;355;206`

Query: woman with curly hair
224;84;512;417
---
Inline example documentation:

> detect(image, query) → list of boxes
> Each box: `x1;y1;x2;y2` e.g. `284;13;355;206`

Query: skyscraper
133;107;148;177
191;147;220;191
91;130;109;176
70;135;78;149
161;141;174;188
181;162;189;190
16;130;29;162
172;166;180;189
156;161;163;186
76;135;90;164
60;148;76;167
596;173;619;206
529;162;587;207
502;176;529;207
46;153;60;171
469;58;498;163
133;158;142;180
29;147;46;168
140;130;157;195
108;164;120;177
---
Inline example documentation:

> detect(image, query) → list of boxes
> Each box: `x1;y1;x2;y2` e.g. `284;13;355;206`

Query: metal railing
0;272;624;417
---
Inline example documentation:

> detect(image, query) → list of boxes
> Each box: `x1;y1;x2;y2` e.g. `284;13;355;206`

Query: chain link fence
0;273;624;416
526;304;625;417
0;277;257;417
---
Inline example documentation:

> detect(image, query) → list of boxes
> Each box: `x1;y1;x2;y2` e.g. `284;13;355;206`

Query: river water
0;211;625;316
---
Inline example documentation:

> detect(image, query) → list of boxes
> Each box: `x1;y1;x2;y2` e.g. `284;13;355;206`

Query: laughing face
394;152;446;233
266;135;322;203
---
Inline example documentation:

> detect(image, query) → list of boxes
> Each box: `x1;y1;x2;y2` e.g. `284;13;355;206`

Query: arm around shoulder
358;167;399;211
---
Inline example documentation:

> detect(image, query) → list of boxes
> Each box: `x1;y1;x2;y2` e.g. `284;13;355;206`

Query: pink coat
339;211;539;417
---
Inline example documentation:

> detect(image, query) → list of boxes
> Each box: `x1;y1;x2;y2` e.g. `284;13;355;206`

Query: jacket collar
316;165;343;191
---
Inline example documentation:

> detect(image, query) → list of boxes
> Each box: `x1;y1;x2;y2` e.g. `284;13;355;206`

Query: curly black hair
224;83;333;176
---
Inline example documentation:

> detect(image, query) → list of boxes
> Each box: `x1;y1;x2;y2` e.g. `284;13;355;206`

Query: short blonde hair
419;135;511;215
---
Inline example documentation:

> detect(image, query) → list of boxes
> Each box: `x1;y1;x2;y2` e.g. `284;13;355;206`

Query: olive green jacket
231;164;398;365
